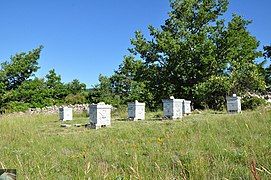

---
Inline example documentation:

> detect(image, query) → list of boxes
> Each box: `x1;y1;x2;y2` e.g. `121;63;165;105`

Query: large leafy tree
0;46;43;91
0;46;43;112
7;78;52;110
88;56;156;108
88;74;121;106
221;15;264;93
64;79;87;105
110;56;155;108
45;69;67;101
0;47;89;112
66;79;86;95
45;69;62;89
129;0;264;109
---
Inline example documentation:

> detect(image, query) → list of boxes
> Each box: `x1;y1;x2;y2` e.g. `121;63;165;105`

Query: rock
7;104;91;116
74;124;82;127
61;124;71;128
193;109;202;114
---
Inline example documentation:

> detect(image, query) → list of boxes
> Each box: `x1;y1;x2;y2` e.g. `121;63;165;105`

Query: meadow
0;108;271;179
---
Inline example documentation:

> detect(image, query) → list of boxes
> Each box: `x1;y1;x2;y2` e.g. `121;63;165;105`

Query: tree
64;79;87;104
45;69;66;102
221;15;264;94
45;69;62;89
88;75;121;106
0;46;43;112
263;45;271;91
0;46;91;113
88;56;156;108
6;78;53;110
111;57;144;99
264;45;271;59
0;46;43;91
129;0;265;109
65;93;87;105
110;56;156;108
66;79;86;95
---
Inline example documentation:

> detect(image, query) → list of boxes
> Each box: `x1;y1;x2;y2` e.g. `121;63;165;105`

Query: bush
241;95;267;110
65;93;87;105
195;76;230;110
5;101;30;113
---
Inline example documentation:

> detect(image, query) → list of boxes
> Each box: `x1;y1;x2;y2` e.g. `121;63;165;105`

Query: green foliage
65;93;87;105
195;76;230;110
88;75;122;107
66;79;86;95
4;101;30;113
0;0;269;112
223;15;265;94
45;69;67;101
9;78;53;108
0;46;43;91
125;0;265;109
110;56;143;98
241;95;267;110
265;65;271;91
110;56;155;108
130;0;231;103
264;45;271;59
88;0;267;110
0;48;88;113
263;45;271;91
87;56;156;108
0;46;43;112
45;69;62;88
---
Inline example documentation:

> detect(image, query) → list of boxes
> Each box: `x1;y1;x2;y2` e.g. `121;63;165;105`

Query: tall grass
0;108;270;179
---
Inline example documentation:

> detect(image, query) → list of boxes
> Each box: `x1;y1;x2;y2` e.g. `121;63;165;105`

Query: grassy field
0;108;271;179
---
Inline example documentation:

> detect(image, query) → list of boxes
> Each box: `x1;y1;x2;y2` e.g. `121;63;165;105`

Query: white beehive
128;100;145;120
226;95;241;113
59;107;73;121
183;100;192;115
162;97;184;119
89;102;112;128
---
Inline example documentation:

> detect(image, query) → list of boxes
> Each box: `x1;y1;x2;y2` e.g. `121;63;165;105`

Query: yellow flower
157;138;163;144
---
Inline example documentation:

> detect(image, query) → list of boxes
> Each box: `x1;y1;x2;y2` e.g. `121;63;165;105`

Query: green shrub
241;95;266;110
5;101;30;113
195;76;230;110
65;93;87;105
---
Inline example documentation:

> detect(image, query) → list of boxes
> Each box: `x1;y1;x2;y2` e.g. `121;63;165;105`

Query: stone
61;124;72;127
162;97;184;119
74;124;82;127
89;102;112;128
59;107;73;121
183;100;192;115
226;95;241;114
193;109;202;114
128;100;145;121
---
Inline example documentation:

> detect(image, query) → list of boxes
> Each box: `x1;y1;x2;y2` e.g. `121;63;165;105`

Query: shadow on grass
114;118;128;122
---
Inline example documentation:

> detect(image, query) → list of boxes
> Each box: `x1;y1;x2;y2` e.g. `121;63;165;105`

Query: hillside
0;109;270;179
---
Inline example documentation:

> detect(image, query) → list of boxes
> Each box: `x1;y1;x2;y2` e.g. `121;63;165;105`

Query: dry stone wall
27;104;89;115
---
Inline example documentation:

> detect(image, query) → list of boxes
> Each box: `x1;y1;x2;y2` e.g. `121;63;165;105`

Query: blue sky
0;0;270;88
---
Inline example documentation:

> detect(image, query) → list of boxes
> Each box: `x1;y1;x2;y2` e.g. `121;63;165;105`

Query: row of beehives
59;95;241;129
